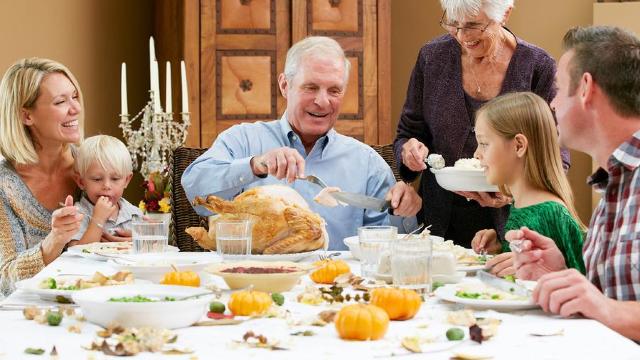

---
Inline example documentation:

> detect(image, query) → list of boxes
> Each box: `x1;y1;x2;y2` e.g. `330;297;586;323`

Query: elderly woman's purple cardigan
394;33;569;247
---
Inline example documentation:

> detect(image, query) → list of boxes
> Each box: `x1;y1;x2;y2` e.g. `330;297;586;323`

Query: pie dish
206;261;313;292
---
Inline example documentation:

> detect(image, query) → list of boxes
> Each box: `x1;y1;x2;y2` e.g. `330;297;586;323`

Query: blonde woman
471;92;585;276
0;58;85;296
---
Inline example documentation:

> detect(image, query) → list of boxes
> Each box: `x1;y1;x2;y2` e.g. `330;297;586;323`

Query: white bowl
108;253;218;283
206;261;312;292
72;284;214;329
343;234;445;260
430;167;499;192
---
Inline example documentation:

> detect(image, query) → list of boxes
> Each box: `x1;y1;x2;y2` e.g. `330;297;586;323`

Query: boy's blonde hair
0;58;84;165
75;135;132;177
476;92;586;230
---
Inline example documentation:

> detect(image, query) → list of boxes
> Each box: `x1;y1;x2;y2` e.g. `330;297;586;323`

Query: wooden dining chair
169;146;208;252
370;144;402;182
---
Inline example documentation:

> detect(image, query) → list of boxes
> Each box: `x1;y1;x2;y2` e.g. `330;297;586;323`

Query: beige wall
0;0;153;201
391;0;595;224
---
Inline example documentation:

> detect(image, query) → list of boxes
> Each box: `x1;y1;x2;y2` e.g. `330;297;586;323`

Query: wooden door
200;0;290;147
292;0;391;144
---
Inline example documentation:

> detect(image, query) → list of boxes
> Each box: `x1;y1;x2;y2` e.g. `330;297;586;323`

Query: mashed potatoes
454;158;483;170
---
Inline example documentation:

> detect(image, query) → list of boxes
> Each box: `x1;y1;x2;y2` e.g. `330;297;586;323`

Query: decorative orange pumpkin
228;288;273;316
335;304;389;341
160;265;201;287
310;258;351;284
370;288;422;320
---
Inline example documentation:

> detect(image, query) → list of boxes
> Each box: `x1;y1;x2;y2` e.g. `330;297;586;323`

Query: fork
509;240;524;254
296;174;329;189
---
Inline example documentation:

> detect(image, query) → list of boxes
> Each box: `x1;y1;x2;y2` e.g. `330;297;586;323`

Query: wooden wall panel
158;0;387;147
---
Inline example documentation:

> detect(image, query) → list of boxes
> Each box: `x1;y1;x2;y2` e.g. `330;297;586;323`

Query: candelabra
119;91;190;178
119;37;190;178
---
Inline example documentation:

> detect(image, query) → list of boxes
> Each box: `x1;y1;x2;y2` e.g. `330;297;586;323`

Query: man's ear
21;108;34;126
277;73;288;99
514;134;528;158
580;72;595;109
124;173;133;188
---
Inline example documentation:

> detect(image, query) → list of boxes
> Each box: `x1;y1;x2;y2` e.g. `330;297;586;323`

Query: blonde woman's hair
74;135;132;178
0;58;84;165
476;92;586;230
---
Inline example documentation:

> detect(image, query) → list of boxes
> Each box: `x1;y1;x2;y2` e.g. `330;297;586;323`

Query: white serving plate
72;284;214;329
108;253;218;282
434;283;538;311
433;271;466;284
430;167;499;193
15;275;150;303
67;242;179;261
343;234;445;260
210;249;323;262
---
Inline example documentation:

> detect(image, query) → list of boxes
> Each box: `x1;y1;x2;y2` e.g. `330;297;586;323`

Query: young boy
70;135;143;245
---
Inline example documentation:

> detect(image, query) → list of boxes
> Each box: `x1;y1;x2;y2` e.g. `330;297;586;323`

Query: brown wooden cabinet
155;0;390;148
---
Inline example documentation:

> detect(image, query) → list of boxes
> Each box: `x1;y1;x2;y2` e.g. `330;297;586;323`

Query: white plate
456;264;489;272
15;275;150;303
430;167;499;193
344;234;445;260
433;271;466;284
210;249;323;262
434;283;538;311
67;242;179;261
108;253;218;282
72;284;215;329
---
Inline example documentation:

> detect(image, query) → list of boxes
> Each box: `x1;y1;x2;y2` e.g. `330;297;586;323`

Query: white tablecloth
1;251;638;359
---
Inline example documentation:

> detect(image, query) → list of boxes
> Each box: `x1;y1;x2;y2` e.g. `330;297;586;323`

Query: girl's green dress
501;201;586;274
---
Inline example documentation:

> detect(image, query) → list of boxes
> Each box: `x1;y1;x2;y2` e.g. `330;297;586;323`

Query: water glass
358;226;397;278
215;219;252;260
391;236;432;291
131;219;169;253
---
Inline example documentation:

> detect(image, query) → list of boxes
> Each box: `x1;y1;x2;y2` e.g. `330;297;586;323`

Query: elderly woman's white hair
283;36;351;83
440;0;514;23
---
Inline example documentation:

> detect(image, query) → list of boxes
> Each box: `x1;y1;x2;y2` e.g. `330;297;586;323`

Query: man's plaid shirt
584;130;640;301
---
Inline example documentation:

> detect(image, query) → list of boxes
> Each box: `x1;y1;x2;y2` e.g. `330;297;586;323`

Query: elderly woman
394;0;570;249
0;58;85;296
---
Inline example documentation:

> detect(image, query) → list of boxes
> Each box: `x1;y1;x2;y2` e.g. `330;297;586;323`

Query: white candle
165;61;172;113
181;60;188;113
120;62;128;115
149;37;156;92
152;60;161;112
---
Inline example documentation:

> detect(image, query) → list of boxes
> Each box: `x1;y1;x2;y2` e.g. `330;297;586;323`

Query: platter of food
15;271;147;303
434;283;538;311
108;253;217;282
211;249;323;263
206;261;313;292
430;158;499;193
72;284;215;329
67;242;178;261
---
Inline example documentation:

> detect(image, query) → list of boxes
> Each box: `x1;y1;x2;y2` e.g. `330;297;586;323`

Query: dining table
1;250;639;360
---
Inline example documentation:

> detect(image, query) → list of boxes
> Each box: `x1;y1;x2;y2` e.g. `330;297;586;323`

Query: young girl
470;92;586;274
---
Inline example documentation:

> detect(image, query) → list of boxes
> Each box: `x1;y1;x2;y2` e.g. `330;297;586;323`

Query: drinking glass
131;219;169;253
215;219;252;260
358;226;397;278
391;236;432;291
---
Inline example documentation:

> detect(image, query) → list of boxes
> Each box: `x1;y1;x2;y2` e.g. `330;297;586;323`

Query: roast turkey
186;185;328;254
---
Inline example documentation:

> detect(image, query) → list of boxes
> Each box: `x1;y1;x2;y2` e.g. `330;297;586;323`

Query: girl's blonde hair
74;135;133;178
0;58;84;165
476;91;586;230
